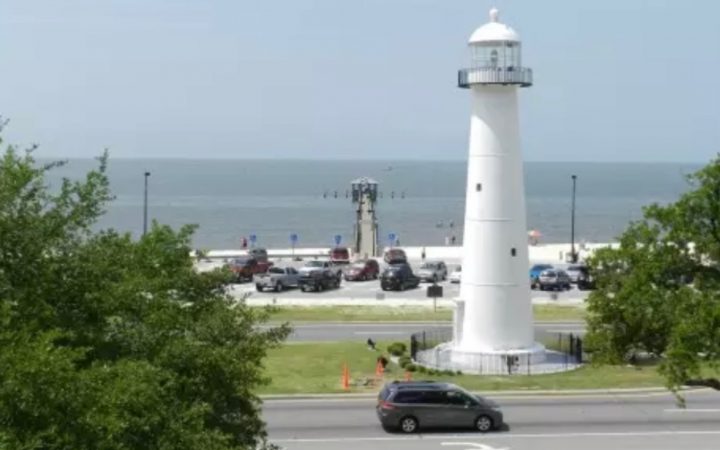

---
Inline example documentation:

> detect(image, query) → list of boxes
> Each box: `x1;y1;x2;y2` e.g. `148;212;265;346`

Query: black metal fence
409;330;585;376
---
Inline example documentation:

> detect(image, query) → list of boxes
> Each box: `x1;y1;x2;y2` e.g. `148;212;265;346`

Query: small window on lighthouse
476;183;482;192
511;248;517;257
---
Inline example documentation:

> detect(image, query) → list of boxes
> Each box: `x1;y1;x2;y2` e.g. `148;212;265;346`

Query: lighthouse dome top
468;8;520;44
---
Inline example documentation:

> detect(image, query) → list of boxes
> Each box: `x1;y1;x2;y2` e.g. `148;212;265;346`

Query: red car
343;259;380;281
329;246;351;265
227;257;272;283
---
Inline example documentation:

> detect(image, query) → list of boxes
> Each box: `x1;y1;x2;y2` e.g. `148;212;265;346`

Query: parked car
538;269;572;291
248;247;269;263
255;266;300;292
343;259;380;281
298;269;341;292
227;256;272;283
417;261;448;282
529;264;553;289
565;264;587;283
576;266;595;290
449;265;462;284
377;380;504;433
380;263;420;291
329;246;351;265
299;260;343;278
384;248;408;265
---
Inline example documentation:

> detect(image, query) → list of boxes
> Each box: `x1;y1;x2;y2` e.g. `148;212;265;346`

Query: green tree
0;126;289;449
585;156;720;393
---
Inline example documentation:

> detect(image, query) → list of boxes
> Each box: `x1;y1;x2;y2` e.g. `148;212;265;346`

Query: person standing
241;236;248;249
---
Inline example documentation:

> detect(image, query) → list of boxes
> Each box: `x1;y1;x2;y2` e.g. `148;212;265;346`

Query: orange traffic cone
404;370;412;381
341;363;350;390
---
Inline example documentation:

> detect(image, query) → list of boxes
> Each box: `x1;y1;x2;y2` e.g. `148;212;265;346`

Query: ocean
45;159;700;250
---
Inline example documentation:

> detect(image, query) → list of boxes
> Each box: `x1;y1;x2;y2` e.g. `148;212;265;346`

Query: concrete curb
261;386;704;401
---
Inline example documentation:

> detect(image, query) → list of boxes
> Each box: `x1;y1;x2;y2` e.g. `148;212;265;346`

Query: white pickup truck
255;266;301;292
299;260;344;279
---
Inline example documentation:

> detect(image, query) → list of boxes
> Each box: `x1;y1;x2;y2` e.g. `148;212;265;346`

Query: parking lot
197;257;590;304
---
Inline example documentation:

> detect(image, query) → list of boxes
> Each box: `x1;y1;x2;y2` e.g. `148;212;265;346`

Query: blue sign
388;232;396;242
290;233;298;244
334;234;342;246
249;234;257;243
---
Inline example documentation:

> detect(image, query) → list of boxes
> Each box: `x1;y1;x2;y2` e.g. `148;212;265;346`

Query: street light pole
143;171;151;236
570;174;577;263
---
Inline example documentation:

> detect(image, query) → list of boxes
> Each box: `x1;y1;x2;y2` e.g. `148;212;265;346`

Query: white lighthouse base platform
415;342;581;375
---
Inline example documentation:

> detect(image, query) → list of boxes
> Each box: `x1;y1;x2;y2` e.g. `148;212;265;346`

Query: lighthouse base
414;342;580;375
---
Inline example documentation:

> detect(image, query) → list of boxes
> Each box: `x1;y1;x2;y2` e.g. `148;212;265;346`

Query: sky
0;0;719;162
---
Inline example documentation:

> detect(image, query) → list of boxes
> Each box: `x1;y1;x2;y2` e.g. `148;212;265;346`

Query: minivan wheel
275;283;283;292
399;416;418;433
475;415;493;432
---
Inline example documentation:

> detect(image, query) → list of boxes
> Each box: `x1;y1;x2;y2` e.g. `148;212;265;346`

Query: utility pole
143;171;151;236
570;174;577;263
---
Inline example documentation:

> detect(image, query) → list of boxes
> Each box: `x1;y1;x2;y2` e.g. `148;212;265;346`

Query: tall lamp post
570;174;577;263
143;171;151;236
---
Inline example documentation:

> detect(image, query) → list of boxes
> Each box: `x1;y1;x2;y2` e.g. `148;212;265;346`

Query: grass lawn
260;341;668;395
267;304;585;323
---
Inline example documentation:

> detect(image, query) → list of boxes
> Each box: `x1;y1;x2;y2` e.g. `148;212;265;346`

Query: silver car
538;269;572;291
449;265;462;283
565;264;586;283
416;261;448;282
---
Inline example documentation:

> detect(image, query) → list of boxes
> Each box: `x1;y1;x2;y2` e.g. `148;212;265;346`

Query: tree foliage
586;156;720;391
0;128;289;449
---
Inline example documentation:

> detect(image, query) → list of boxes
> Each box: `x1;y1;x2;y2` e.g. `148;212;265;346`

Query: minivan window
446;391;477;406
393;391;424;404
420;391;446;404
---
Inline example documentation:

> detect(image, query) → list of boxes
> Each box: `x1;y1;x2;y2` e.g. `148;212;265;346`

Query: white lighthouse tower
453;8;544;366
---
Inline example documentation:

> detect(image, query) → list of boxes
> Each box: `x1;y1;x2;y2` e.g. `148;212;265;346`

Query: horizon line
32;156;710;165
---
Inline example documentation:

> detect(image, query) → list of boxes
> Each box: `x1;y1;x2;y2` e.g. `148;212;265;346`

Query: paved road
264;390;720;450
285;322;586;342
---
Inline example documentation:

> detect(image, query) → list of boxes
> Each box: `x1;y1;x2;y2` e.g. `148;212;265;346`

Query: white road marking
664;409;720;413
271;430;720;444
352;331;405;335
441;442;508;450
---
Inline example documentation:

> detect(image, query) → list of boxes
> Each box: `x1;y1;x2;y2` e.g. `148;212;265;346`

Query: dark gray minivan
376;381;504;433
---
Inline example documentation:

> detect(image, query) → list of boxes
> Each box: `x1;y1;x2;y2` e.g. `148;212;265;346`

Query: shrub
417;365;427;374
398;356;412;368
387;342;407;357
405;364;417;372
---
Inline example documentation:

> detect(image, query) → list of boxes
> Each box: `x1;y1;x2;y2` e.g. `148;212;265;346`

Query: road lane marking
441;442;508;450
271;429;720;443
352;331;405;335
664;409;720;413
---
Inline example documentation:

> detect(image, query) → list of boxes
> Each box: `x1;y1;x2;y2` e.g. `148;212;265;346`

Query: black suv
376;381;504;433
380;263;420;291
298;269;341;292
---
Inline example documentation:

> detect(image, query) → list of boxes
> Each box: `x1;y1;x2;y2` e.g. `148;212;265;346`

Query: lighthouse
453;8;544;364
